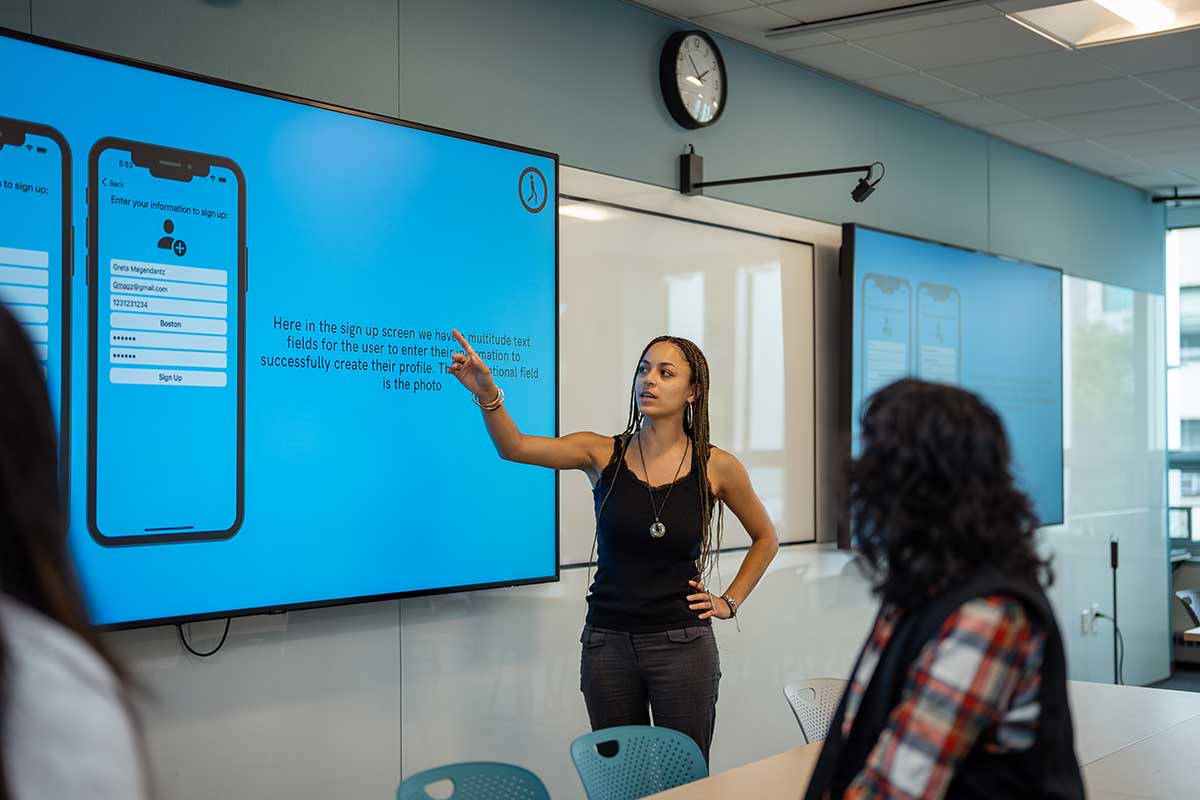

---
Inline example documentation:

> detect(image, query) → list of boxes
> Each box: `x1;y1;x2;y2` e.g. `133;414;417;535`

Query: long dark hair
848;379;1052;609
0;304;142;798
592;336;725;580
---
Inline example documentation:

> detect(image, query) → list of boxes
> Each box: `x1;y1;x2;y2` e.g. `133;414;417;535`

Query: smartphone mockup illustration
0;117;72;488
916;282;961;384
87;138;245;545
860;273;911;397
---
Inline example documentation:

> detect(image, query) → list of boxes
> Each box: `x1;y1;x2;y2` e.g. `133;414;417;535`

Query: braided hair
590;336;725;582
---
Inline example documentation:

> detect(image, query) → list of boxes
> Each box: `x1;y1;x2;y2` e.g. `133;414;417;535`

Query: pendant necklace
636;431;691;539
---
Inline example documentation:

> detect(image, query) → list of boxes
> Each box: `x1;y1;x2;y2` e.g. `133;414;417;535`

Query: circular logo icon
172;239;188;257
518;167;548;214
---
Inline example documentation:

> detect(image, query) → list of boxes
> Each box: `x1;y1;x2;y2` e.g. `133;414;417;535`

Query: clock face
674;34;723;125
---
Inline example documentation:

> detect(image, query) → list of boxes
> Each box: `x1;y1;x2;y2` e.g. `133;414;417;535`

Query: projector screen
0;30;558;627
842;225;1063;526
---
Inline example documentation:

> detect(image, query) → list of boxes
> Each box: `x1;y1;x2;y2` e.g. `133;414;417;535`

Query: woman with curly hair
805;379;1083;800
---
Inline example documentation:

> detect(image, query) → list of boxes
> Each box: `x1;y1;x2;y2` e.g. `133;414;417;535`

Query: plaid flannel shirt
840;595;1046;800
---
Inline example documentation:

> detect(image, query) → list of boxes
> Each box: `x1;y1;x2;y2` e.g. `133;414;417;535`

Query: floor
1148;664;1200;692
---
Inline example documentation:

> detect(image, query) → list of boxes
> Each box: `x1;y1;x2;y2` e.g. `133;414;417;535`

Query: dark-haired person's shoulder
948;595;1041;650
0;595;147;799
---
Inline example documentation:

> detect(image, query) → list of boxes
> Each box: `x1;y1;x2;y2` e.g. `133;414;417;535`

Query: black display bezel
0;26;561;631
838;223;1067;549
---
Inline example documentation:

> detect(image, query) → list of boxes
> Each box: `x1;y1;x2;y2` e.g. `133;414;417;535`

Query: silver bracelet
721;594;738;618
471;387;504;412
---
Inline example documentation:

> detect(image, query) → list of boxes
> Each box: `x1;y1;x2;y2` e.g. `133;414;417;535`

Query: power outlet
1091;603;1101;635
1081;605;1101;635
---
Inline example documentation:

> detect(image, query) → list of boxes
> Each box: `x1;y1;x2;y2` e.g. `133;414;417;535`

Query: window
1180;286;1200;362
1185;420;1200;452
732;264;783;452
732;263;785;523
1168;229;1200;550
1170;507;1192;541
665;272;704;351
1102;284;1134;313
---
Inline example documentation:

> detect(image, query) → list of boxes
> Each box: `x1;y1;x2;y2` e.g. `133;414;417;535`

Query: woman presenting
448;330;779;763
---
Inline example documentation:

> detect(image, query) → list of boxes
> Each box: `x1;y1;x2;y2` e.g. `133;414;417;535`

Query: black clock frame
659;30;728;130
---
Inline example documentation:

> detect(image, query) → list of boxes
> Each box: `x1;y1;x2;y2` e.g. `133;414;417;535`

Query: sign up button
109;367;227;387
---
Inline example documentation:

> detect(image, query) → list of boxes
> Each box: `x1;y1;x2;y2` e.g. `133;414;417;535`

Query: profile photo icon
157;219;187;257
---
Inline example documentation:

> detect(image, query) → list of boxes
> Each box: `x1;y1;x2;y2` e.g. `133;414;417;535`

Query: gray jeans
579;623;721;763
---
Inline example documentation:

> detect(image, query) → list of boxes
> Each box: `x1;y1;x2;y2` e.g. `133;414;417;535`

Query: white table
647;681;1200;799
646;742;821;800
1068;680;1200;765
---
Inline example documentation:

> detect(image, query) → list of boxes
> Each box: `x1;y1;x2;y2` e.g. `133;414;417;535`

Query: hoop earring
686;402;694;429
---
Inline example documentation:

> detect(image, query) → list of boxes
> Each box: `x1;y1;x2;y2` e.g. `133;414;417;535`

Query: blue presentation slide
848;225;1064;525
0;32;558;627
0;118;70;475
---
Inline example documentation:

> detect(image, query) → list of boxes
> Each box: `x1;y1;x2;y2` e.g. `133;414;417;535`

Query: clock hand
697;69;709;80
687;53;701;77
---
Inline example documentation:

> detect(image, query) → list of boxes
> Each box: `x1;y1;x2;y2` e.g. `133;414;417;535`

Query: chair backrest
397;762;549;800
1178;590;1200;627
783;679;848;744
570;725;708;800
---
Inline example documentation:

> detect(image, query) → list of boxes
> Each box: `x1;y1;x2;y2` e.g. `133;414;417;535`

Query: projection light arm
1152;190;1200;205
678;146;884;202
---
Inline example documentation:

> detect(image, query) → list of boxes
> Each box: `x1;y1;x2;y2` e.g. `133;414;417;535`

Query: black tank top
585;434;711;633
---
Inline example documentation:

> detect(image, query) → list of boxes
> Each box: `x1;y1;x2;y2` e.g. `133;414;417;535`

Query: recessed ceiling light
1093;0;1175;29
1010;0;1200;47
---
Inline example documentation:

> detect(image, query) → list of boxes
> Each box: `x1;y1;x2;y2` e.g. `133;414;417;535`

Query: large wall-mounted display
0;30;558;627
842;224;1064;526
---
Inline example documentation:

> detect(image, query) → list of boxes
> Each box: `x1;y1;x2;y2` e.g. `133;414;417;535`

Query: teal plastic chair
570;725;708;799
397;762;550;800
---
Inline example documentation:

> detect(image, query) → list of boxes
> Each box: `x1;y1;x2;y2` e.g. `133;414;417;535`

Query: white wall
104;168;1169;800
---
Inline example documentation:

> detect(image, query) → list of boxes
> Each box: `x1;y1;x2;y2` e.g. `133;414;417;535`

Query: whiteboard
557;196;817;565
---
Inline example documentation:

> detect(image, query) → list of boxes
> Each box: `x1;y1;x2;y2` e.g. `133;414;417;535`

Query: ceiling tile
1138;65;1200;102
767;30;841;50
1046;102;1200;139
1137;150;1200;179
637;0;755;18
693;5;802;51
927;97;1030;126
993;78;1167;117
1114;170;1195;190
859;72;977;104
990;0;1077;10
928;51;1117;96
1034;140;1149;175
781;41;910;80
1095;126;1200;156
763;1;906;23
836;5;1001;41
1086;27;1200;75
853;16;1059;70
981;119;1079;146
